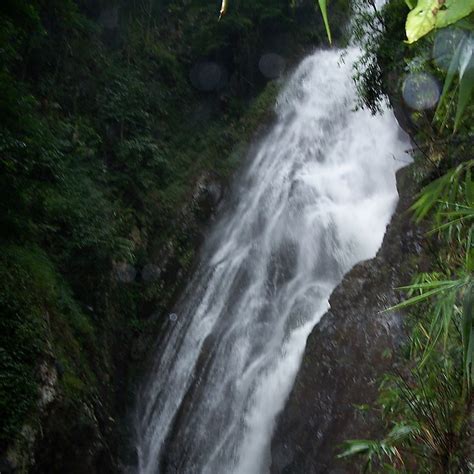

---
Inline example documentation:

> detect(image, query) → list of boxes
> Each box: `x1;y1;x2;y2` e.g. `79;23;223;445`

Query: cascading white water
135;47;409;474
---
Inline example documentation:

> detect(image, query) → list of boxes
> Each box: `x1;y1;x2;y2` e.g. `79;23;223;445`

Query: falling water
135;47;409;474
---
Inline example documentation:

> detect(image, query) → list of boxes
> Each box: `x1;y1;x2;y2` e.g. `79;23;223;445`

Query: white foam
135;47;410;474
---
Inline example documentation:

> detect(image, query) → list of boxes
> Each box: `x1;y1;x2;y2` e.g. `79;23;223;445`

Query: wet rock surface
270;166;425;473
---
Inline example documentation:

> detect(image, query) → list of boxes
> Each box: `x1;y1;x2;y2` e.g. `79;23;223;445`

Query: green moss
0;244;103;444
0;246;49;442
61;373;88;402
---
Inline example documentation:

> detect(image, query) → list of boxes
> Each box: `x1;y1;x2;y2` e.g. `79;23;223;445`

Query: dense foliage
0;0;348;461
340;1;474;472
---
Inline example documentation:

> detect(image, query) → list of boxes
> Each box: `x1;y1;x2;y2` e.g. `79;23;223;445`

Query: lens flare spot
190;62;226;91
432;28;467;71
113;262;136;283
259;53;286;79
402;72;440;111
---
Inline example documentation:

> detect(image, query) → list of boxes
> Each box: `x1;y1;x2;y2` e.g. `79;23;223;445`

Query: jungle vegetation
1;0;472;471
335;0;474;472
0;0;350;464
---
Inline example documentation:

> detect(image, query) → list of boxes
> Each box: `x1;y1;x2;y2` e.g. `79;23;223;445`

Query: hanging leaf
406;0;438;43
405;0;474;44
318;0;332;44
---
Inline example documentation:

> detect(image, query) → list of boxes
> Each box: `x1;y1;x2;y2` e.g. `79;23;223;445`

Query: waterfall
135;47;409;474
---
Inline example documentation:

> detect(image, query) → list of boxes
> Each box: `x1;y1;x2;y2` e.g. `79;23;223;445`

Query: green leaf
406;0;438;43
318;0;332;44
436;0;474;29
398;279;460;290
387;286;455;311
411;169;454;221
387;424;418;441
419;289;457;367
338;440;372;458
405;0;474;44
386;279;465;313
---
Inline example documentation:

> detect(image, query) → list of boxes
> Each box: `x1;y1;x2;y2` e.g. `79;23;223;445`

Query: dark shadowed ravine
134;47;410;474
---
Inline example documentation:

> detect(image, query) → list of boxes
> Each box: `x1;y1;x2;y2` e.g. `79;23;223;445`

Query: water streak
135;47;409;474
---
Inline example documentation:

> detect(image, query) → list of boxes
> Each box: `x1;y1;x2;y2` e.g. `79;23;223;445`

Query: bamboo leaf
387;279;466;315
411;171;453;221
429;214;473;233
338;440;372;458
419;301;446;367
387;424;418;441
398;279;461;290
386;286;455;311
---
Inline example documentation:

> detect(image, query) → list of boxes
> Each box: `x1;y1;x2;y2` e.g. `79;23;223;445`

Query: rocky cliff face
270;165;426;473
